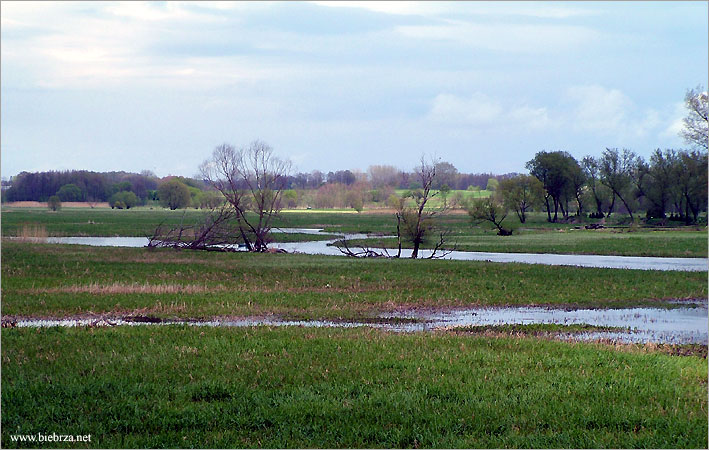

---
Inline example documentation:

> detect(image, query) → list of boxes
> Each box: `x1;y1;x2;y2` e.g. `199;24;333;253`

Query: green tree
109;191;139;209
498;175;544;224
676;150;708;223
158;179;192;210
526;151;581;222
439;184;451;209
345;190;364;213
282;190;298;208
47;195;61;211
56;183;84;202
486;178;499;191
599;148;640;222
467;197;511;235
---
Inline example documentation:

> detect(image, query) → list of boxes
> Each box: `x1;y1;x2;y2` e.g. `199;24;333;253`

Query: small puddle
7;302;707;345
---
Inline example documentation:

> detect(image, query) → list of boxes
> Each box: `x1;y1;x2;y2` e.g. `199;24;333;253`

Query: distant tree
47;195;61;211
526;151;580;222
56;183;84;202
345;190;364;213
109;191;139;209
282;190;298;208
675;149;708;223
581;156;614;217
368;165;399;189
433;161;459;189
395;156;448;258
498;175;544;223
200;191;224;209
565;160;586;216
439;184;451;209
200;140;292;252
158;179;192;210
680;86;708;150
467;197;511;236
599;148;640;222
486;178;499;191
641;149;679;218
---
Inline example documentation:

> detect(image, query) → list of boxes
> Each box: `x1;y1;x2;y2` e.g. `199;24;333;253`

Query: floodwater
36;228;708;272
9;302;708;345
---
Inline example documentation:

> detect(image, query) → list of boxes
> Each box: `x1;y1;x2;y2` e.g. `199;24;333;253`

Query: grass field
1;206;707;448
2;241;706;319
2;326;706;448
2;207;707;257
343;229;708;258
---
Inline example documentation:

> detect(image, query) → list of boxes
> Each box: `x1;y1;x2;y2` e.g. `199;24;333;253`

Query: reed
15;224;48;241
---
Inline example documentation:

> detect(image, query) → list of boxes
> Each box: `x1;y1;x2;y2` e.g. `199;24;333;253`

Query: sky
1;1;707;179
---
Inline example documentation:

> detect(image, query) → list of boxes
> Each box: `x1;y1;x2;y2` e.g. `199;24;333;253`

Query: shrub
47;195;61;211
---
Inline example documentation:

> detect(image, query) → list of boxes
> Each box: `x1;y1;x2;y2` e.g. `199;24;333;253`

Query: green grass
2;326;706;448
3;207;706;257
342;229;709;258
2;241;705;319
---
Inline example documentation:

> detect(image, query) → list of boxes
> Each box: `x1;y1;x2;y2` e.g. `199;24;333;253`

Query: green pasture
2;207;706;257
2;242;705;319
342;229;708;258
2;326;706;448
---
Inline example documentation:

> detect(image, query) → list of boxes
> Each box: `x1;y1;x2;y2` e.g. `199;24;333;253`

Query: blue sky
2;1;707;178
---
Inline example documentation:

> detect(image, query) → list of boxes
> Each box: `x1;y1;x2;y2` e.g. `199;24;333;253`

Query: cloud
311;1;600;19
395;20;600;53
565;85;633;133
430;93;503;124
564;85;685;144
428;93;554;132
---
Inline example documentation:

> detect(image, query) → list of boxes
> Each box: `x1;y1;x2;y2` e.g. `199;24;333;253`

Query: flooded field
8;301;707;345
31;229;709;272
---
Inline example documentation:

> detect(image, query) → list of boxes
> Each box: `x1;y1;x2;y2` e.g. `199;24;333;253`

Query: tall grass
15;224;48;241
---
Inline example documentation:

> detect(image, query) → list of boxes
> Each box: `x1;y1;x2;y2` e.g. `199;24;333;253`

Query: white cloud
396;20;600;53
508;106;553;131
430;93;503;124
311;1;600;19
660;101;687;139
565;85;633;133
429;93;554;132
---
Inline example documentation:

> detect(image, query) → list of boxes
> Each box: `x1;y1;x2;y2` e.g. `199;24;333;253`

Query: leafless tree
337;155;454;259
199;141;292;252
680;86;708;150
395;156;440;258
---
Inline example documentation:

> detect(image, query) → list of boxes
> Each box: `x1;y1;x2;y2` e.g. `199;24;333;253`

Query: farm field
2;207;706;258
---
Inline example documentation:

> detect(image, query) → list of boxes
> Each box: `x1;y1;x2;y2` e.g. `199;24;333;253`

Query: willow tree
200;140;292;252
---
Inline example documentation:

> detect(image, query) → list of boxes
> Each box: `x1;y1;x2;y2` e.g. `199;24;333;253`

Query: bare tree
200;141;292;252
680;86;708;150
397;156;443;259
337;155;454;259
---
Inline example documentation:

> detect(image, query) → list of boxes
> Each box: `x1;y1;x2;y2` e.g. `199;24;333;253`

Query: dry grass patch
32;282;225;295
15;224;48;241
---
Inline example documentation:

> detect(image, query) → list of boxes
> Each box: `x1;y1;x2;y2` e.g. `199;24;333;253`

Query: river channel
41;228;708;272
